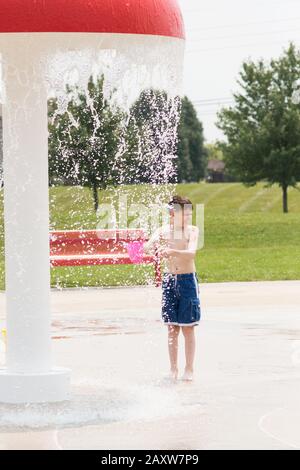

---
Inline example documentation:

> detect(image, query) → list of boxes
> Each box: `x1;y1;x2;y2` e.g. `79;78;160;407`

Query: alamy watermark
95;194;205;250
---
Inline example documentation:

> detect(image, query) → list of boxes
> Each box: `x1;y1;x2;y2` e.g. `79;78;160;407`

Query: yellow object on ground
1;328;6;345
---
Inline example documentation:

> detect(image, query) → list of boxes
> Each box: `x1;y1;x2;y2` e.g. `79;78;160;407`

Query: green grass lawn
0;181;299;288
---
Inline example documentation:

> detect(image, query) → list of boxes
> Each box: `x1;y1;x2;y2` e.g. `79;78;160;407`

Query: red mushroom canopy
0;0;185;39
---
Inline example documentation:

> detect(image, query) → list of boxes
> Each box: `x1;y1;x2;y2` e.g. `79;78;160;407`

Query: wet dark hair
168;195;193;210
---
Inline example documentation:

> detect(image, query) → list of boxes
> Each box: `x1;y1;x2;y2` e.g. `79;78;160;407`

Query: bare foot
181;369;194;381
163;368;178;382
170;368;178;380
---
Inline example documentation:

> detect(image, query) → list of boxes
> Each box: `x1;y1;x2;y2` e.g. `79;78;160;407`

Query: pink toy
125;240;145;264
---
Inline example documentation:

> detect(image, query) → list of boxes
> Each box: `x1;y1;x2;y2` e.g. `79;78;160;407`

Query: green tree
206;142;224;162
177;96;207;183
126;88;181;184
48;75;125;211
217;42;300;213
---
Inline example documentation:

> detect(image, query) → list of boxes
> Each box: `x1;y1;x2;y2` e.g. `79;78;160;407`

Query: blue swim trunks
161;272;201;326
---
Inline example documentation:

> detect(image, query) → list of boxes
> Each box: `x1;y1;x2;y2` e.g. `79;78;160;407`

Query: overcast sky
179;0;300;143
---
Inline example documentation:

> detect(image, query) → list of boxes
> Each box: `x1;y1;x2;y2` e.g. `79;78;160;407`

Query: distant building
206;158;225;183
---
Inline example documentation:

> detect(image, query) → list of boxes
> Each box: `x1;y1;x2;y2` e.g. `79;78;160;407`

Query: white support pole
0;43;70;403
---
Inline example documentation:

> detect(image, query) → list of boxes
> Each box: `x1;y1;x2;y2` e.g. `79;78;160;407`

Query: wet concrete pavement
0;280;299;450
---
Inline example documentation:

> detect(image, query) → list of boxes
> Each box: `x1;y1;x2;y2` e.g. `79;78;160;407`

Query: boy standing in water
144;195;201;382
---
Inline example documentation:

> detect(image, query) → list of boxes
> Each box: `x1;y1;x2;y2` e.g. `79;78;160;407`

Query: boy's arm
143;226;163;255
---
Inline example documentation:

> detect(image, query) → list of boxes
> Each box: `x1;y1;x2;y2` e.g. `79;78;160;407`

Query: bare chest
162;228;190;250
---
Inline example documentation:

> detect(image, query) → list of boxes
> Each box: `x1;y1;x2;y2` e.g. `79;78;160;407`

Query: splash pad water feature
0;0;185;404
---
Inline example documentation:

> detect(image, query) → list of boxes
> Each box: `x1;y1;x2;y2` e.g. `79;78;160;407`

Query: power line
193;102;234;106
194;105;234;110
191;98;235;114
182;0;300;15
186;37;300;53
193;98;234;105
186;16;300;33
193;105;234;111
193;96;233;101
188;26;300;44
